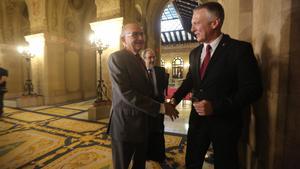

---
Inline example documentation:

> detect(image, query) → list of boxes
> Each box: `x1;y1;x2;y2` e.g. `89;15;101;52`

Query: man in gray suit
108;23;179;169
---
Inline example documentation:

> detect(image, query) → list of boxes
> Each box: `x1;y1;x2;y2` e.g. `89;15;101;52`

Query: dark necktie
147;68;159;96
147;69;153;83
199;45;211;79
136;54;146;70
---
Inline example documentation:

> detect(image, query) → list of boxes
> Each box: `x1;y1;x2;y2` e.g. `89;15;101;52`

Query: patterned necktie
199;45;211;79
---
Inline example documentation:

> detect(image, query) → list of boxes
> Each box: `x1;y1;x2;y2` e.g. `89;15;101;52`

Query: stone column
87;17;123;120
89;17;124;101
16;33;45;107
24;33;46;96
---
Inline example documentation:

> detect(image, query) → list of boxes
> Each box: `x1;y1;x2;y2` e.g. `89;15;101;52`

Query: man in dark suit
141;48;169;163
108;23;179;169
170;2;263;169
0;66;8;116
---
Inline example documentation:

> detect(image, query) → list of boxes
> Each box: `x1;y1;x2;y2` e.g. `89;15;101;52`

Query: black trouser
147;114;166;162
147;131;166;162
0;93;3;115
111;139;147;169
185;113;241;169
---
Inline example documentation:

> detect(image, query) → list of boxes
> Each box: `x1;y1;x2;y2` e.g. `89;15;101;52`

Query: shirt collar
203;33;223;52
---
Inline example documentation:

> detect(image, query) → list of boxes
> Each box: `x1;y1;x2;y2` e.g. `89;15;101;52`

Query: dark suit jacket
172;34;262;125
149;66;168;132
0;67;8;94
108;49;161;143
153;66;168;103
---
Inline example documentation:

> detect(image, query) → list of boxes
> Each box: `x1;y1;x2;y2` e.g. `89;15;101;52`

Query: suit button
199;89;203;92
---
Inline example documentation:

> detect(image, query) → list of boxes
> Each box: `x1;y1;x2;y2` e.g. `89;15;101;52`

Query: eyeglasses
125;32;144;38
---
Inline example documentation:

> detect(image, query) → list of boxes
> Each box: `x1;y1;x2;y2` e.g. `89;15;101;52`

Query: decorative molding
161;43;199;53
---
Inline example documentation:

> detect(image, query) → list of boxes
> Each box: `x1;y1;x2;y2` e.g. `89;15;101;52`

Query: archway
0;0;30;98
144;1;255;168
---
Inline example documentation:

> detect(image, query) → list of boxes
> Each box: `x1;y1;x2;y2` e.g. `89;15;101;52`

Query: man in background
0;66;8;116
142;48;169;163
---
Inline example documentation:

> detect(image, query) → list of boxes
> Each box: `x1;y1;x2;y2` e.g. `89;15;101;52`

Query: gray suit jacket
108;49;161;143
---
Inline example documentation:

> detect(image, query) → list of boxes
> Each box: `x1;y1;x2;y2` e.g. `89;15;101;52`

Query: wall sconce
17;45;36;96
89;33;109;104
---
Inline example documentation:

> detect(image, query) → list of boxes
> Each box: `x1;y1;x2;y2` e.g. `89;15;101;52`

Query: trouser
111;139;147;169
146;131;166;162
185;115;241;169
0;93;3;115
147;114;166;162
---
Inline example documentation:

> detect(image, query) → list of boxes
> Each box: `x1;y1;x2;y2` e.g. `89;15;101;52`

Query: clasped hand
164;102;179;121
192;100;213;116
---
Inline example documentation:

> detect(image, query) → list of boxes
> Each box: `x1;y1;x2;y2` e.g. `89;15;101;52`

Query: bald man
107;23;178;169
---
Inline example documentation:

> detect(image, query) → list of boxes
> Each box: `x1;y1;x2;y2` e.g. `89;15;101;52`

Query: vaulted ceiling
160;0;199;45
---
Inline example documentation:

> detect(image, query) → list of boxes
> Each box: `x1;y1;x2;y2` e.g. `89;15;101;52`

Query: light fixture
89;33;109;104
17;45;36;96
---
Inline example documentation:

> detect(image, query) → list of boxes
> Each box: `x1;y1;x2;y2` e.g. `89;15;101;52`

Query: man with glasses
107;23;179;169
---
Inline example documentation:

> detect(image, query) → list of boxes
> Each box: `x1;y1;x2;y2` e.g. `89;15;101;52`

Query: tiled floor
164;100;191;135
3;99;214;169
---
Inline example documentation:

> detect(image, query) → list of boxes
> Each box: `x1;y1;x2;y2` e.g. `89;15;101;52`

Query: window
172;57;184;79
160;2;197;45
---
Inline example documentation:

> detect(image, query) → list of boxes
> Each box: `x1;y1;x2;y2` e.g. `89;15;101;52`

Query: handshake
163;98;179;121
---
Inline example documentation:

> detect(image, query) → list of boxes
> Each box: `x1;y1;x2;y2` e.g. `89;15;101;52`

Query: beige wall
251;0;300;168
220;0;299;169
0;0;97;104
0;0;30;98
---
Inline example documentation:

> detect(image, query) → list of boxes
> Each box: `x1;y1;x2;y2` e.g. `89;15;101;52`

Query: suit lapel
125;49;149;83
201;35;230;81
194;45;203;86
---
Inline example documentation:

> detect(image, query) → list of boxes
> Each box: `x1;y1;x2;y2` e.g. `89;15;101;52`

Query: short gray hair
141;48;155;59
121;23;143;38
194;2;224;26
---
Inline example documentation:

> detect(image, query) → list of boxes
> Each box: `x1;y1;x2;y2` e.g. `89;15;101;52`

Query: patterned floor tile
43;146;112;169
71;112;89;120
3;107;21;114
47;119;105;133
0;120;15;131
10;112;54;122
37;107;81;116
0;100;214;169
0;129;65;169
61;100;94;111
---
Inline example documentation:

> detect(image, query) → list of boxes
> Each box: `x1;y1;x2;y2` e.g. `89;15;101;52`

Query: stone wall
220;0;299;169
0;0;30;98
0;0;97;104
